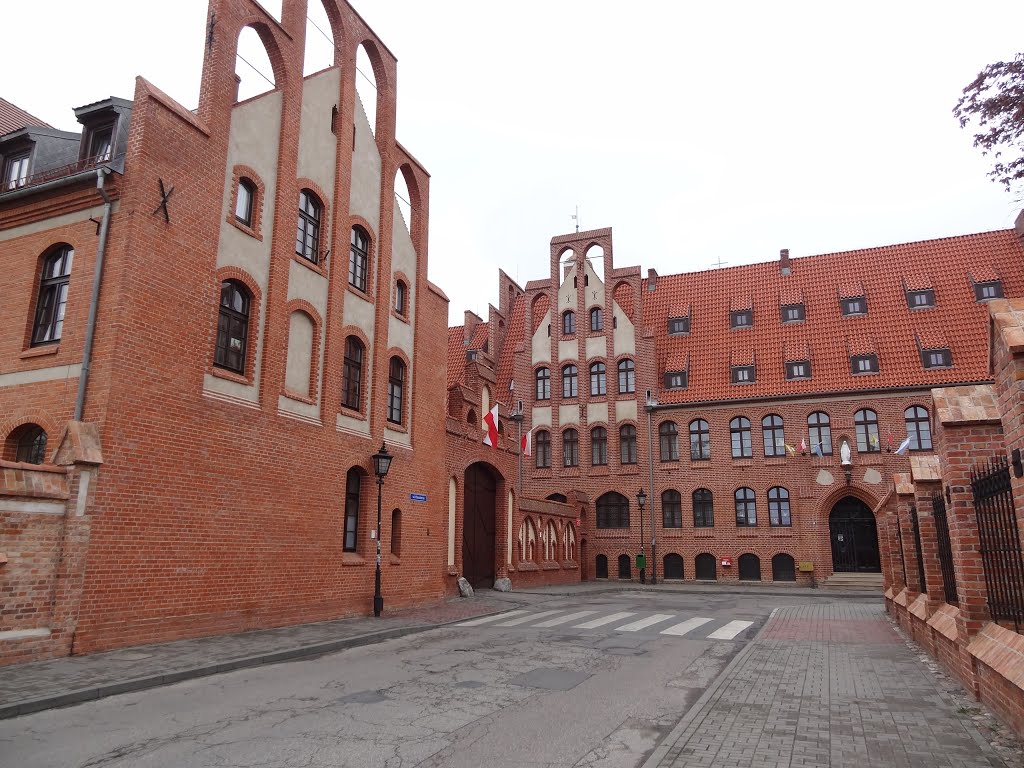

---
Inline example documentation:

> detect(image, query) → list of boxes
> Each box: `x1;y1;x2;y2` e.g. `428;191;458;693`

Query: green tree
954;53;1024;196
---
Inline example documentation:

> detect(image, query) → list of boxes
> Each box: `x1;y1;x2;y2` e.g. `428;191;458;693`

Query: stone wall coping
968;621;1024;691
910;455;942;483
990;298;1024;355
0;460;68;475
931;384;1002;425
519;496;577;518
893;472;914;496
926;603;960;641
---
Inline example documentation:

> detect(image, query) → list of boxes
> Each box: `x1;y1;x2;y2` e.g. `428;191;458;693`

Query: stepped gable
644;229;1024;404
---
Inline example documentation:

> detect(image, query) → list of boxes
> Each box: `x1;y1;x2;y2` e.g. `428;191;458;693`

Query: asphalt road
0;591;847;768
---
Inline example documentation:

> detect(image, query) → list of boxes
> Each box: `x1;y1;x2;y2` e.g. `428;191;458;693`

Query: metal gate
931;493;959;605
971;457;1024;631
910;505;927;594
829;498;881;573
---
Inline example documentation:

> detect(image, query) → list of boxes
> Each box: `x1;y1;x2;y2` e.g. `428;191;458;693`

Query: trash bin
636;553;646;571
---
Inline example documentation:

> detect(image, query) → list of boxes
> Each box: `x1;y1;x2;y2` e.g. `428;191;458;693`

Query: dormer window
922;348;952;369
841;297;867;316
786;360;811;380
87;125;113;162
664;370;688;389
781;304;805;323
730;309;752;329
974;280;1003;301
906;289;935;309
851;354;879;374
466;350;478;362
3;152;30;190
668;316;690;335
731;365;755;384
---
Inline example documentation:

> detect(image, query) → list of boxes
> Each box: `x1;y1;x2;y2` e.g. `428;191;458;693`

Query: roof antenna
571;205;580;233
712;254;729;269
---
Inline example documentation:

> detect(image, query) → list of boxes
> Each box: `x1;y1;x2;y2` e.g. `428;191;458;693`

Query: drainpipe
73;168;112;421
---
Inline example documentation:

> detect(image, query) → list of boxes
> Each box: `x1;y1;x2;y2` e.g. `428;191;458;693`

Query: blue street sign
410;493;427;502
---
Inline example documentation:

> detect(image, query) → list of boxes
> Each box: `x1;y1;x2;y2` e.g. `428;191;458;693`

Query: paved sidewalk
514;581;880;599
0;594;516;719
644;603;1003;768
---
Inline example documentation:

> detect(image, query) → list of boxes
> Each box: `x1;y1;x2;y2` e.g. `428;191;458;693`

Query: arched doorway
829;496;880;573
695;553;716;580
772;553;796;582
463;462;498;588
663;553;684;580
739;553;761;581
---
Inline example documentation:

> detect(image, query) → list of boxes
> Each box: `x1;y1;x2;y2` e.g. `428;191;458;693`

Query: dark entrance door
463;463;497;588
829;497;881;573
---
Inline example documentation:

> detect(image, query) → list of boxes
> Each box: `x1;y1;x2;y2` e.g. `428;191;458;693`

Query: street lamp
645;391;659;584
371;442;393;617
637;488;647;584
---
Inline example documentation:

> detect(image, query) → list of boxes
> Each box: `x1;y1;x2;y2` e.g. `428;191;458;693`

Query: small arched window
589;307;603;332
563;428;579;467
905;406;932;450
596;492;630;528
564;523;576;561
768;487;791;527
589;362;606;396
394;279;407;315
9;424;48;464
808;411;832;455
344;467;361;552
659;421;679;461
662;489;682;528
32;245;74;346
762;414;785;457
349;226;369;291
562;310;576;335
855;408;880;452
690;419;710;460
387;357;405;424
591;426;608;466
466;408;477;424
693;489;713;527
235;179;255;226
535;367;551;400
620;424;637;464
735;487;756;526
535;430;551;468
296;190;322;264
562;364;578;398
342;336;364;411
617;359;635;394
730;417;752;458
215;279;251;374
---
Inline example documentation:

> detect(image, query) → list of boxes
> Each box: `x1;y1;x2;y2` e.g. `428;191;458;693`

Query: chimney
780;248;791;276
647;268;658;292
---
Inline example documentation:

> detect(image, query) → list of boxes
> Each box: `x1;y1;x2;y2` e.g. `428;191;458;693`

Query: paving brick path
646;603;1003;768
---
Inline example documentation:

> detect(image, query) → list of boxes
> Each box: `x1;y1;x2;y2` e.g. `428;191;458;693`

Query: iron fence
895;516;908;587
971;456;1024;631
931;492;959;605
910;505;927;594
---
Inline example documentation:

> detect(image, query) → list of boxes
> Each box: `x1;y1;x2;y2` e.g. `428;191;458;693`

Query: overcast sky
9;1;1024;325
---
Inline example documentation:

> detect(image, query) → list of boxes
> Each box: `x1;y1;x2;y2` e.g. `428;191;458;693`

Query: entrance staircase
819;572;884;591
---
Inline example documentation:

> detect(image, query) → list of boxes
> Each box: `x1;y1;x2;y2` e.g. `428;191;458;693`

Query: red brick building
0;0;449;663
449;221;1024;589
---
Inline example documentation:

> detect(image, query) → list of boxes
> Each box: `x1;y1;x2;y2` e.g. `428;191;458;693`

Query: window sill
341;552;366;566
347;282;372;301
208;366;253;386
339;406;366;421
542;561;560;571
769;530;793;536
694;531;715;538
732;458;753;466
20;345;60;359
385;420;409;434
736;532;759;538
391;309;410;325
589;466;610;476
765;457;787;466
518;562;539;572
594;530;630;537
282;389;316;405
615;465;641;474
292;253;327;277
226;214;262;241
389;554;401;565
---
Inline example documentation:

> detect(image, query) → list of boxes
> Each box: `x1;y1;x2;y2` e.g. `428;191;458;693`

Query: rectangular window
3;152;30;190
841;297;867;316
731;365;755;384
780;304;805;323
922;348;952;368
786;360;811;380
664;371;687;389
906;289;935;309
730;309;752;329
974;280;1003;301
668;316;690;335
88;125;114;162
850;354;879;374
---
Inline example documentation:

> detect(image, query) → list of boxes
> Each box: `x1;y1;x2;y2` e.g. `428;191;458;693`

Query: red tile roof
446;327;466;390
0;98;51;135
643;229;1024;404
496;292;526;403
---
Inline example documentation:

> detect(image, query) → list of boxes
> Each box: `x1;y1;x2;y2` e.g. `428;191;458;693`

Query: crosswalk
455;609;754;641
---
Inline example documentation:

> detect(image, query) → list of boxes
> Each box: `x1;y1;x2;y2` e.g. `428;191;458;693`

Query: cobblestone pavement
0;594;516;718
645;603;1005;768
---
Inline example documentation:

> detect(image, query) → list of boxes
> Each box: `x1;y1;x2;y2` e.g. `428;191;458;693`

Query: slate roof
643;229;1024;404
0;98;51;135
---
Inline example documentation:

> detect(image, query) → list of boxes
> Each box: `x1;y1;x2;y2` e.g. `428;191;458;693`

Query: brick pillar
896;490;923;598
879;483;903;595
913;478;946;614
886;474;913;596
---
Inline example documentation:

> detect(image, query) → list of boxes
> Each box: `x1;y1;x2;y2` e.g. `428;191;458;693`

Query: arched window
32;245;74;346
562;364;578;398
546;493;568;503
215;279;251;374
772;553;796;582
695;553;717;580
617;359;635;394
659;421;679;461
690;419;711;460
591;426;608;466
664;553;684;580
620;425;637;465
596;492;629;529
535;430;551;468
768;487;791;527
905;406;932;450
855;409;880;452
387;357;405;424
344;468;361;551
735;487;756;527
535;367;551;400
730;417;752;458
693;489;713;527
808;411;832;455
296;190;322;264
662;490;682;528
349;226;369;291
391;509;402;555
617;554;632;580
762;414;785;457
564;523;577;561
589;306;603;332
596;553;609;579
9;424;47;464
738;553;761;581
589;362;607;396
235;179;255;226
394;279;407;316
563;428;579;467
545;520;558;561
562;310;576;335
342;336;364;411
518;518;537;563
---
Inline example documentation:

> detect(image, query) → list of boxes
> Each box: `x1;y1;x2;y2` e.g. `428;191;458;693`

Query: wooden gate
462;463;497;588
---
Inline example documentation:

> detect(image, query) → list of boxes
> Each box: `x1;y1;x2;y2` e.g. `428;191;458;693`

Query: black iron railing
931;492;959;605
972;456;1024;631
910;504;927;594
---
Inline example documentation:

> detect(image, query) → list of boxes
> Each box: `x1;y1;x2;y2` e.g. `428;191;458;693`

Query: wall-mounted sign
721;557;733;567
410;493;427;502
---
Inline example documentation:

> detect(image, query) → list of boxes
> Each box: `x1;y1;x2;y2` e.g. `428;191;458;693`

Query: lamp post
509;399;524;496
637;488;647;584
371;442;393;617
645;391;659;584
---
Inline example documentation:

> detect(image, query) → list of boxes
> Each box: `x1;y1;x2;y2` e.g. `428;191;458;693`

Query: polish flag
482;405;499;449
521;427;533;457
